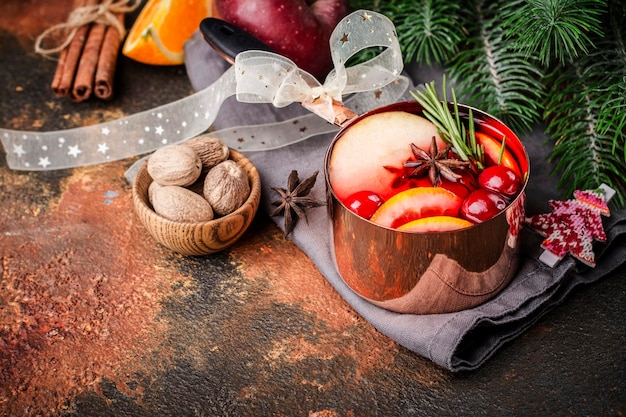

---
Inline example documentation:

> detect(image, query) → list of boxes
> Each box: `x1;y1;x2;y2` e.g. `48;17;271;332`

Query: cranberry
478;165;522;198
343;190;384;220
461;188;508;223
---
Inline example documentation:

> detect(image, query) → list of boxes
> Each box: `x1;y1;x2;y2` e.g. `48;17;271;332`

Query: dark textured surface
1;1;625;416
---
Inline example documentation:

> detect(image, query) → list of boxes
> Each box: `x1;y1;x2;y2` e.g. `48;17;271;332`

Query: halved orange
123;0;213;65
397;216;473;233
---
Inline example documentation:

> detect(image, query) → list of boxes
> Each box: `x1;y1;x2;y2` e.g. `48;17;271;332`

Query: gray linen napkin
182;32;626;371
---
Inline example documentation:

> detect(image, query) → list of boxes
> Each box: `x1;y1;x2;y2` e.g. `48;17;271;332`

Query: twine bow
34;0;141;56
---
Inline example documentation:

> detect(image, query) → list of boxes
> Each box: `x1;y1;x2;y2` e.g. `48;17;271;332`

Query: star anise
403;136;470;186
270;170;324;237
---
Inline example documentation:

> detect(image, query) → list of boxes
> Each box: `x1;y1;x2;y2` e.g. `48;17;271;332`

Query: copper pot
324;101;530;315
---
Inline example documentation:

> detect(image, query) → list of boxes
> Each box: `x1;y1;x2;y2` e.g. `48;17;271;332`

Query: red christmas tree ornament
526;184;615;267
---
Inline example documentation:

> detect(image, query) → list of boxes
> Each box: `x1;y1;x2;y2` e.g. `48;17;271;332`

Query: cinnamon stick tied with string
51;0;95;97
38;0;140;102
94;12;124;100
70;0;106;102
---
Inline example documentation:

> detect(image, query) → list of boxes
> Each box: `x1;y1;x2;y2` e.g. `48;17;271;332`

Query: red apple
214;0;350;79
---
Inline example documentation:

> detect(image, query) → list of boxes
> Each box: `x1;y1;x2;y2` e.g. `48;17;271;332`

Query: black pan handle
199;18;275;64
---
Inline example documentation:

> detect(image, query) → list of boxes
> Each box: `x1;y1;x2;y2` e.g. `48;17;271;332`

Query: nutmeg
184;134;230;171
147;144;202;186
148;180;163;203
151;185;214;223
203;160;250;216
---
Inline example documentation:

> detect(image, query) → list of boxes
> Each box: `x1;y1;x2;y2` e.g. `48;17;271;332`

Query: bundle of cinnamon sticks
51;0;126;102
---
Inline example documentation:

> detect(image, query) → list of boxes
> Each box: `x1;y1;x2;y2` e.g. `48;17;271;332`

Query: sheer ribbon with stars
1;10;406;171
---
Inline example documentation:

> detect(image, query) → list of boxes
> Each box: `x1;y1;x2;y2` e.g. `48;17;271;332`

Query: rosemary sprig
410;77;484;169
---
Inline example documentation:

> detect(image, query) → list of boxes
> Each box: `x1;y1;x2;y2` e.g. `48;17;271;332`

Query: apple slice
397;216;473;232
369;187;463;229
475;131;522;177
329;111;446;202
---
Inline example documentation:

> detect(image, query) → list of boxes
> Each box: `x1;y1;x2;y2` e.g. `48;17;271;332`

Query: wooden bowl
132;149;261;255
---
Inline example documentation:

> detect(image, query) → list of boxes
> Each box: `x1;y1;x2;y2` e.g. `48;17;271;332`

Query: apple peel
214;0;350;79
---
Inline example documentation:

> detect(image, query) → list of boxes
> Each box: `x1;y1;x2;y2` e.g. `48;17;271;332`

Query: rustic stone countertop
1;1;625;416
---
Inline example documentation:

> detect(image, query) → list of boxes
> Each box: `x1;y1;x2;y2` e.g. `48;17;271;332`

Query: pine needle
348;0;466;65
348;0;626;208
544;58;626;207
449;0;544;133
503;0;605;66
595;1;626;153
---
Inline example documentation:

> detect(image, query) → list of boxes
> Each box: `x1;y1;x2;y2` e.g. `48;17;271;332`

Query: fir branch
349;0;626;207
544;58;626;207
387;0;465;65
348;0;465;65
595;0;626;151
449;0;544;133
348;0;381;11
502;0;605;66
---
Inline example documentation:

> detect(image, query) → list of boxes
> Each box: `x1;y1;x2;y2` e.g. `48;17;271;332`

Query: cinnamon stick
94;12;124;100
70;14;106;102
50;0;94;97
51;47;70;96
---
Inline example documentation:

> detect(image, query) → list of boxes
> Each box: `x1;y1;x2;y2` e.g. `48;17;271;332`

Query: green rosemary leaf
497;137;506;166
411;78;481;167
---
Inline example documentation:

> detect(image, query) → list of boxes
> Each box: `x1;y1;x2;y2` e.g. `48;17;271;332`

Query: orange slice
397;216;473;232
370;187;463;229
475;131;522;178
122;0;213;65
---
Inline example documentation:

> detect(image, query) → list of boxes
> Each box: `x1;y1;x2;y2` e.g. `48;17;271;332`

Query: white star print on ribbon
233;10;402;124
1;10;406;171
